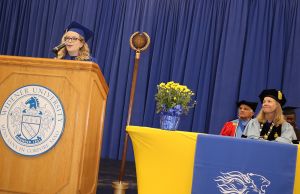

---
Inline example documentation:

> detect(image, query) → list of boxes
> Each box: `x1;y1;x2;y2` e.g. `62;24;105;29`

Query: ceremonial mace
112;32;150;194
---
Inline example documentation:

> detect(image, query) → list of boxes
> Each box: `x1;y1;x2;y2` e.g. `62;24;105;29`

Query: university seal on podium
0;85;65;156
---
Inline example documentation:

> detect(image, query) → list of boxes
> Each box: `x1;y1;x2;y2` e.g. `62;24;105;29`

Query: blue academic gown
63;55;103;76
63;54;97;63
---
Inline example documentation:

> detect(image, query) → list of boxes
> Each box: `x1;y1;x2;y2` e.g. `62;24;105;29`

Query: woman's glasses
64;36;81;42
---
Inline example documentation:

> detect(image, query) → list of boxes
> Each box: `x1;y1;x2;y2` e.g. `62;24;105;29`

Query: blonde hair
56;33;91;61
256;101;285;126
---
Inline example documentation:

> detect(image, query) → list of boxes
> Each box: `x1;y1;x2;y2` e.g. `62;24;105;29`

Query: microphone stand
112;32;150;194
52;43;66;58
53;50;59;58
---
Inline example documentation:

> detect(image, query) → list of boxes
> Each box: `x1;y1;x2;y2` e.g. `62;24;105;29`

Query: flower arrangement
155;81;196;115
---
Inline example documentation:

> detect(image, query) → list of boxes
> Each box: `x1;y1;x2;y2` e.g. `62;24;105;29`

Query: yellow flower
155;81;196;115
159;83;165;87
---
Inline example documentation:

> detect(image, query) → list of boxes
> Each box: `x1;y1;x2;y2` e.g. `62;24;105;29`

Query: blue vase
160;111;180;130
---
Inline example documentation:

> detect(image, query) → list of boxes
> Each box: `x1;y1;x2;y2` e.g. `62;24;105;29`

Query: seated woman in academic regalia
243;89;297;144
56;21;97;63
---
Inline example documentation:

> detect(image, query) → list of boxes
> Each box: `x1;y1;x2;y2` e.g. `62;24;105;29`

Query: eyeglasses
64;36;81;42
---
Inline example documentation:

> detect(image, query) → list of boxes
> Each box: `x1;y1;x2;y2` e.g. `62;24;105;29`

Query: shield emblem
21;115;41;140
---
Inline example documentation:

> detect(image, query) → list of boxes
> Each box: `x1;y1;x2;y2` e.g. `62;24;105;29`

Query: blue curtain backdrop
0;0;300;160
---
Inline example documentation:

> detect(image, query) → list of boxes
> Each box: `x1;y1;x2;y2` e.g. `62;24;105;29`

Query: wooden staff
113;32;150;194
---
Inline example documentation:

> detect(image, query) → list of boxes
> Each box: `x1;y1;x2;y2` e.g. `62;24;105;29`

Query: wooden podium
0;55;108;194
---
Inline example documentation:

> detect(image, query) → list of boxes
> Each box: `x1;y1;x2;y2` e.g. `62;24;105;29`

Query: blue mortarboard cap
66;21;94;41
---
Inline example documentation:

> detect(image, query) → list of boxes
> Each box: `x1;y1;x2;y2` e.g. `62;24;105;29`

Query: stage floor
97;159;137;194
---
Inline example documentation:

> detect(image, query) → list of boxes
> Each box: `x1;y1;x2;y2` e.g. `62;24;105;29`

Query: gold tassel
278;91;282;100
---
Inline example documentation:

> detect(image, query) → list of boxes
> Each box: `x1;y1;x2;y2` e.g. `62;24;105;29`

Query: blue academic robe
63;54;97;63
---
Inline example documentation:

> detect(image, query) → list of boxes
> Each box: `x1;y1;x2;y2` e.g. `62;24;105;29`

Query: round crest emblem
0;85;65;156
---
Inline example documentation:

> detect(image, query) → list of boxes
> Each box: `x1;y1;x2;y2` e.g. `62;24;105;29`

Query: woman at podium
54;21;97;63
243;89;297;144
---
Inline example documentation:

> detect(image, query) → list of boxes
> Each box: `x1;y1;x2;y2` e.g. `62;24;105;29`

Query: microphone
52;42;66;53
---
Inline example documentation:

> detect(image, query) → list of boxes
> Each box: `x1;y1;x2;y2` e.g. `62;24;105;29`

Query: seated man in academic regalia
220;100;258;138
283;106;300;144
